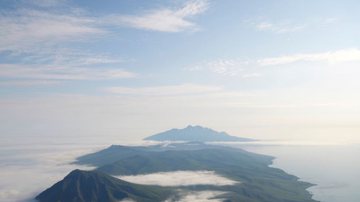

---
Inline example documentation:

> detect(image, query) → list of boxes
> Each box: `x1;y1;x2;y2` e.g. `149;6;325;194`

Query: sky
1;0;360;143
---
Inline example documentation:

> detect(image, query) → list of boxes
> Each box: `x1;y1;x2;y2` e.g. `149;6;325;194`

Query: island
35;126;317;202
144;125;254;142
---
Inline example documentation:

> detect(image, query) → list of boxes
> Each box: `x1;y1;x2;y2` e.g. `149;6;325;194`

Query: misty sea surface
237;143;360;202
0;136;359;202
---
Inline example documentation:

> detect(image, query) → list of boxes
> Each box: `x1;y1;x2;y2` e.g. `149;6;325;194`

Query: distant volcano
144;125;254;142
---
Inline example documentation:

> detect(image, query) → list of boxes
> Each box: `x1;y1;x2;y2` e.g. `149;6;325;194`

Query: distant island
35;127;316;202
144;125;254;142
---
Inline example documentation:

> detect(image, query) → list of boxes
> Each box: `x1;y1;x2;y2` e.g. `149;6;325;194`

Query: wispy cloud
0;9;104;53
25;0;67;7
16;48;124;67
117;170;238;186
0;6;138;84
258;48;360;66
0;1;209;85
186;48;360;78
0;80;60;87
205;59;244;76
185;59;260;78
256;21;306;33
105;84;222;96
0;64;137;81
0;0;209;54
110;0;209;32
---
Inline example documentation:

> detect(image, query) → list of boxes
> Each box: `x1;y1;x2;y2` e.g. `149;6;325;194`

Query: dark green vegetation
144;125;254;142
74;142;317;202
36;169;173;202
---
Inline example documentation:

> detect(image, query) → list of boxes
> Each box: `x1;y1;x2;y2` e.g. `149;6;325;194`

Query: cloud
26;0;67;7
258;48;360;66
1;1;211;85
0;0;209;55
119;199;136;202
0;6;136;84
167;191;226;202
16;48;124;67
0;80;60;87
206;59;244;76
105;84;222;96
0;64;137;81
185;59;261;78
111;0;209;32
256;21;306;33
0;9;104;53
0;142;98;202
118;170;233;202
117;170;238;187
186;48;360;77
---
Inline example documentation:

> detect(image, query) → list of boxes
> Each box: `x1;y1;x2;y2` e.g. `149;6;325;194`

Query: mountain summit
35;169;171;202
144;125;253;142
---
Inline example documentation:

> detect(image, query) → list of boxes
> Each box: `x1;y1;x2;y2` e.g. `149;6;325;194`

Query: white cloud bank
117;170;238;187
120;190;226;202
0;143;99;202
170;191;226;202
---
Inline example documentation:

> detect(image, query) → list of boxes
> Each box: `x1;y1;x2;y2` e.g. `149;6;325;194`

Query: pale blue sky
1;0;360;143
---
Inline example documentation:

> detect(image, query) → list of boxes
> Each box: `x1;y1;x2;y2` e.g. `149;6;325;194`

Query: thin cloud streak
105;84;222;96
0;64;137;81
185;48;360;77
185;59;260;78
111;0;209;32
258;48;360;66
256;22;306;33
0;9;104;53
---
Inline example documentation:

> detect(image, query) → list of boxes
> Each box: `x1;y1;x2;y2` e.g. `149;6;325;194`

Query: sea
0;136;359;202
236;143;360;202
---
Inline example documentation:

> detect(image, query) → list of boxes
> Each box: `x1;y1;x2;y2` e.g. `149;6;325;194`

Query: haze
1;1;360;141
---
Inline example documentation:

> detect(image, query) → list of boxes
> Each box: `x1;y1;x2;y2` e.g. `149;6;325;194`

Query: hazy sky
0;0;360;143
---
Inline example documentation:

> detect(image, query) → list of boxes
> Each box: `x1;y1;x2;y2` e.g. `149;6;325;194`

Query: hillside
35;169;172;202
75;142;317;202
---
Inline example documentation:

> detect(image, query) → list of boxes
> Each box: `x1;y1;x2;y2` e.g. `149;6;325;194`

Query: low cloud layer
117;170;238;187
0;142;101;202
170;191;226;202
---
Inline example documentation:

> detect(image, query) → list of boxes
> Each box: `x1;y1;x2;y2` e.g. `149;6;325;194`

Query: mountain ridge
144;125;254;142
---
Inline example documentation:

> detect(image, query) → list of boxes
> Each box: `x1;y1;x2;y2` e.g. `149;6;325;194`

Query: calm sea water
238;144;360;202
